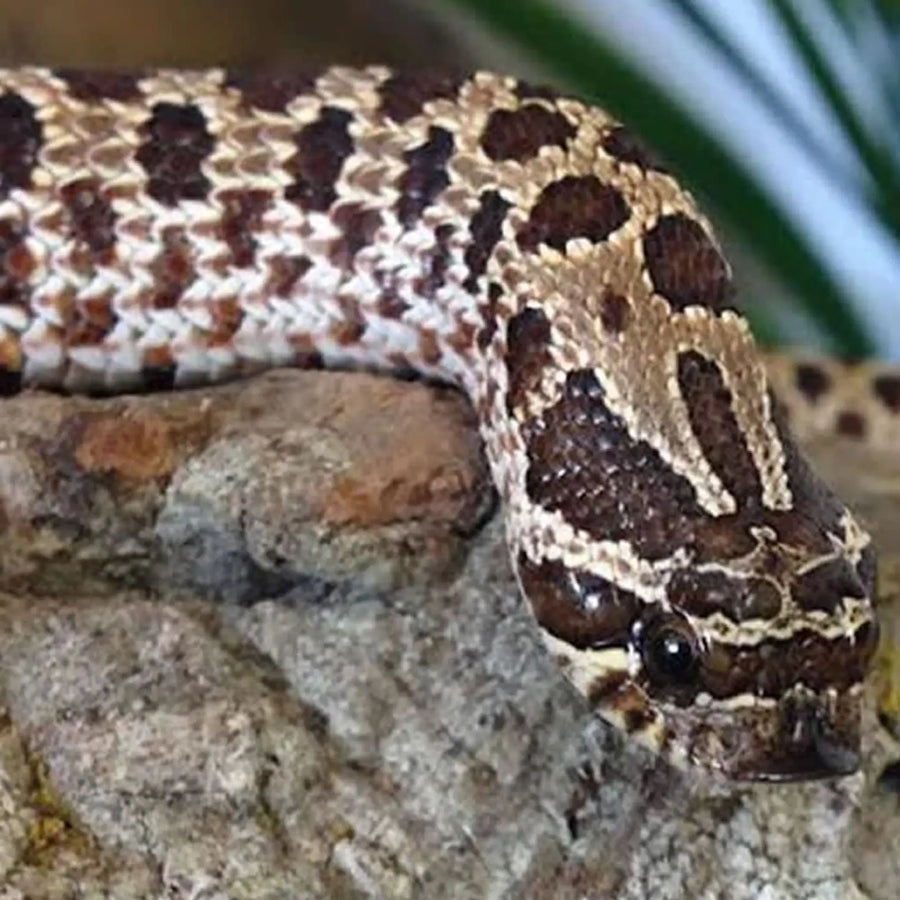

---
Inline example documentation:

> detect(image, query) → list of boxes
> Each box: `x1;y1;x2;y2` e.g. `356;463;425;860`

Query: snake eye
642;616;700;687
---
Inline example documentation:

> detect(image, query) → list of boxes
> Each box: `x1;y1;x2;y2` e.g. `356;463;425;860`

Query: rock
0;369;896;899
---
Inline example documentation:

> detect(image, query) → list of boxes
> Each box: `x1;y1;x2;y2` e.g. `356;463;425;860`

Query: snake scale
0;64;890;781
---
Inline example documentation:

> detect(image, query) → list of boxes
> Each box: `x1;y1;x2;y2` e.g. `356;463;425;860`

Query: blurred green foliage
445;0;900;357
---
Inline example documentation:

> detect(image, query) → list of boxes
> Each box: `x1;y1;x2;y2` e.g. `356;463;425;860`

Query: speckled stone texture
0;369;895;899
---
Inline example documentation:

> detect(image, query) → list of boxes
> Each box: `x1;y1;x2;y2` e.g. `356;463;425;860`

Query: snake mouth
661;685;865;781
721;687;864;782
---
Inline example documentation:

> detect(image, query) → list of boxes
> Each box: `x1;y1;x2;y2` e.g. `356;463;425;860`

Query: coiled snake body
0;65;885;780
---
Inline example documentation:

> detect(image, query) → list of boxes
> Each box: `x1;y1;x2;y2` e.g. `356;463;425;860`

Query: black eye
643;616;699;686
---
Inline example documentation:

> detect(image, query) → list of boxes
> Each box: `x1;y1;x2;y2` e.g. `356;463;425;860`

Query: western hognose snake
0;65;889;781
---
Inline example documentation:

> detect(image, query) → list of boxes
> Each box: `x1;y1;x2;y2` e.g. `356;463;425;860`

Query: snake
0;64;887;782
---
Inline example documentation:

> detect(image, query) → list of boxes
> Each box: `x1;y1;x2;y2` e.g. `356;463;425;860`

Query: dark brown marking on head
836;409;866;439
769;392;845;538
504;305;552;415
284;106;353;212
378;73;462;124
517;552;642;650
693;627;874;702
0;92;41;199
513;80;563;101
587;670;629;707
599;291;630;334
677;350;762;506
59;177;116;262
218;189;272;268
616;688;658;733
522;369;702;559
396;127;454;228
643;213;732;312
414;223;454;298
0;219;33;307
266;254;312;298
330;203;383;270
224;70;317;113
135;103;214;206
791;559;865;615
517;175;629;253
794;363;831;402
463;190;511;293
55;69;142;102
873;373;900;413
480;104;576;162
602;125;667;173
476;281;504;352
150;227;195;309
667;569;781;622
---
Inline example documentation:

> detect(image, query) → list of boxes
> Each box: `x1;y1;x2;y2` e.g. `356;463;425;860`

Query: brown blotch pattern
791;559;865;615
794;362;831;402
480;104;575;163
60;177;117;263
463;190;511;293
378;73;462;124
873;373;900;413
414;223;454;298
218;189;271;268
225;70;317;114
602;125;666;173
599;291;630;334
522;369;702;559
0;219;33;307
285;106;353;212
266;255;312;298
136;103;214;206
208;298;244;347
331;296;366;346
55;69;142;102
476;282;504;352
150;227;195;309
667;568;781;622
0;92;41;199
677;350;762;506
396;126;454;228
643;213;732;312
504;305;552;415
836;409;866;439
517;553;642;650
330;203;383;270
376;293;409;320
65;296;117;346
517;175;629;253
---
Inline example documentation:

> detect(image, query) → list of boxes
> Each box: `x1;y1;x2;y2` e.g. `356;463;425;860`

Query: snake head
518;505;879;781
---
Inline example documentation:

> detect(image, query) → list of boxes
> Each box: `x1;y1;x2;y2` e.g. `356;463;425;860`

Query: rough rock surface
0;369;896;899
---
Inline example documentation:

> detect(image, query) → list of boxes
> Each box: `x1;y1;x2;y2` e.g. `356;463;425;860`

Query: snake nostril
810;713;861;776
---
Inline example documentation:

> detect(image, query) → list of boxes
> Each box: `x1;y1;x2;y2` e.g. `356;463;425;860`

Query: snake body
0;65;883;780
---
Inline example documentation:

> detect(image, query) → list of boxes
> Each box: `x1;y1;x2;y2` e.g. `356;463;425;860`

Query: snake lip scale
0;64;881;781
